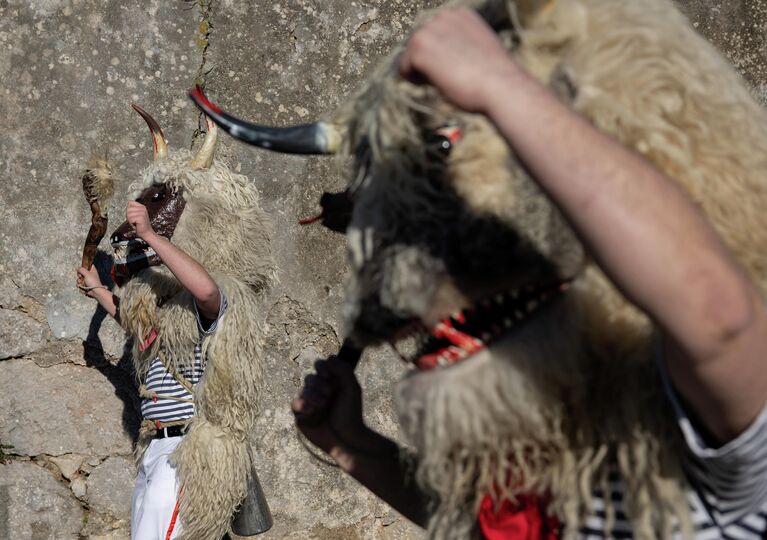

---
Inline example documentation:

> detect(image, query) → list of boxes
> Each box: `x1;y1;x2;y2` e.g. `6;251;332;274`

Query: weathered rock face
0;309;47;359
86;456;134;522
0;461;84;540
0;0;764;537
677;0;767;103
0;359;137;457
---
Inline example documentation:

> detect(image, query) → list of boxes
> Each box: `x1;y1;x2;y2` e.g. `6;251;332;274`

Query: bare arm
126;201;221;319
292;357;430;526
330;430;430;527
399;9;767;442
76;265;118;318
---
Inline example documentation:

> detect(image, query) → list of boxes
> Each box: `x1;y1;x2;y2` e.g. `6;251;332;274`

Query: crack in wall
190;0;215;147
353;17;377;35
2;452;128;537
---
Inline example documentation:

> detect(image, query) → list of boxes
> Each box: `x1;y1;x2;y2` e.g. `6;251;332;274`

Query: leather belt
153;425;186;439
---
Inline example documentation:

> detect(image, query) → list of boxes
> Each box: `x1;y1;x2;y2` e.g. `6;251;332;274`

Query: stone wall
0;1;764;538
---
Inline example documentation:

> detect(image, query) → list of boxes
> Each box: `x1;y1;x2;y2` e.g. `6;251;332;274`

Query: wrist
91;286;111;300
329;424;397;471
329;446;358;473
140;230;161;247
479;59;529;117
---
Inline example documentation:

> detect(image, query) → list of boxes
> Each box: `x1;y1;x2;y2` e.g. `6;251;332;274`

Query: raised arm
399;8;767;442
126;201;221;319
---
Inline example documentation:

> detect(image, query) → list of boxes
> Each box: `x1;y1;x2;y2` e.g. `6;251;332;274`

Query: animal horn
189;115;218;170
132;104;169;160
188;85;341;155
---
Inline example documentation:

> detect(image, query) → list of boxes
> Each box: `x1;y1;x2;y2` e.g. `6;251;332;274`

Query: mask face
110;183;186;286
340;114;583;347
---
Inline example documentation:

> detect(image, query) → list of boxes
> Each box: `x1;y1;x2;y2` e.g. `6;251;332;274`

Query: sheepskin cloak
125;269;267;540
117;151;273;540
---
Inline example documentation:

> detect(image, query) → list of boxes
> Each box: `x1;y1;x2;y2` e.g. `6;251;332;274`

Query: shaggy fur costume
328;0;767;537
117;150;274;539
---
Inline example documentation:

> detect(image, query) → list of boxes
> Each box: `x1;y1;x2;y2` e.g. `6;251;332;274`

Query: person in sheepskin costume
77;107;273;539
191;0;767;537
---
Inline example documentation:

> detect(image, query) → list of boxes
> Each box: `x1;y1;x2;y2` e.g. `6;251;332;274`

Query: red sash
478;493;560;540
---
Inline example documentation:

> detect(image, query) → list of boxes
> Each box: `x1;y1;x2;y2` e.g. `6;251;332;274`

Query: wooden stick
80;155;114;271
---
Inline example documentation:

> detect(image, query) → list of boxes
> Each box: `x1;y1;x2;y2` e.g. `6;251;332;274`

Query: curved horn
189;115;218;170
131;104;168;160
188;85;341;155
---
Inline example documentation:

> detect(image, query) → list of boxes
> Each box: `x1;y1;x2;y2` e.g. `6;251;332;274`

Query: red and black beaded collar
411;280;571;371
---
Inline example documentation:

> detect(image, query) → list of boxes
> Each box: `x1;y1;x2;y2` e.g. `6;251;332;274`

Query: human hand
291;355;370;468
126;201;155;241
76;266;104;297
399;7;520;114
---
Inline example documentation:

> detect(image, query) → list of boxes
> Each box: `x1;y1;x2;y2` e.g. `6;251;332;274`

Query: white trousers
131;437;183;540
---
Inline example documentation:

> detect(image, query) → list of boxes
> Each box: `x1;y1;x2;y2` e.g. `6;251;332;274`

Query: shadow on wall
0;484;7;539
83;249;141;444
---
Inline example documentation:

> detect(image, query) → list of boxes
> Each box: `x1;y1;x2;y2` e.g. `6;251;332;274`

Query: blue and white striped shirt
140;292;227;423
580;360;767;538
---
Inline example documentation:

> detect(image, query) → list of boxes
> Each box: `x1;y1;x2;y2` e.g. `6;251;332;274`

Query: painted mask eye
434;126;462;153
428;134;453;157
426;125;462;161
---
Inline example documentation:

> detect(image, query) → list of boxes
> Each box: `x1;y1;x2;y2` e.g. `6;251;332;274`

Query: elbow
197;286;221;313
697;274;759;357
202;286;220;305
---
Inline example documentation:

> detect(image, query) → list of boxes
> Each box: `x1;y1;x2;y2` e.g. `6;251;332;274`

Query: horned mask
108;106;219;286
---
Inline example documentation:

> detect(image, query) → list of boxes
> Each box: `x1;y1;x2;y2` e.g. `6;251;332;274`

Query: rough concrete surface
677;0;767;102
0;0;765;538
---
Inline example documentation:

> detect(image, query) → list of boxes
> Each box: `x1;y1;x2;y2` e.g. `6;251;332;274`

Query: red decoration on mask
110;265;124;288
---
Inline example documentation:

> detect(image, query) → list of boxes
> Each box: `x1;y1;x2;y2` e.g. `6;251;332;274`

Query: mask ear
477;0;551;30
299;190;353;234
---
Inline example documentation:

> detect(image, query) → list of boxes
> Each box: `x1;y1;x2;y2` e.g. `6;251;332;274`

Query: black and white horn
188;86;341;155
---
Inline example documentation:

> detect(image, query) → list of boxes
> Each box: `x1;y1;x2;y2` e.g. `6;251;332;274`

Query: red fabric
164;483;184;540
478;493;559;540
165;497;181;540
138;327;158;352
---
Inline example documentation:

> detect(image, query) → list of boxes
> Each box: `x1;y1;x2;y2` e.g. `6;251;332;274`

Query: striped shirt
580;360;767;538
140;291;227;423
